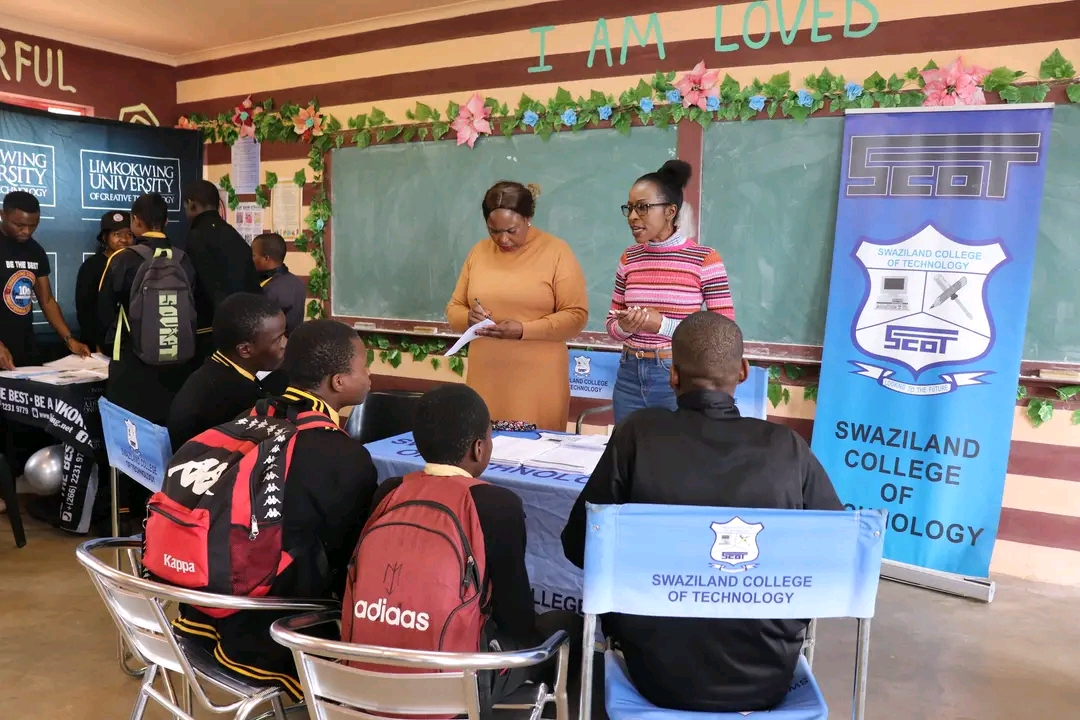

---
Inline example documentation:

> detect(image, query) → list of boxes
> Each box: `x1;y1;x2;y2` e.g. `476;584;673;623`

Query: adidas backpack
121;244;197;366
143;399;341;616
341;472;491;661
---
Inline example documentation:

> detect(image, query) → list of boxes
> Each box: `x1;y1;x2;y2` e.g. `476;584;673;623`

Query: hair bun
526;183;542;200
657;159;693;189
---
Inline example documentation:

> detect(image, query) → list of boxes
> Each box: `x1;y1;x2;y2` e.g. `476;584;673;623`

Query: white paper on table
29;369;107;385
271;183;302;239
45;353;110;371
444;318;494;356
0;366;55;378
489;436;561;466
527;444;606;474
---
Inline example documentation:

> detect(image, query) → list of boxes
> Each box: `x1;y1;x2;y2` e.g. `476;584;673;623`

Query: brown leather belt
622;346;673;360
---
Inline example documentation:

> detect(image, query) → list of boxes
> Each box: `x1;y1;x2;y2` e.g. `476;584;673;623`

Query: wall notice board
330;105;1080;364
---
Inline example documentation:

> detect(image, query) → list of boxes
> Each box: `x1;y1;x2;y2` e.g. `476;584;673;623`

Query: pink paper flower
451;93;493;148
674;61;721;110
921;58;990;107
292;105;324;141
231;96;263;139
175;116;198;130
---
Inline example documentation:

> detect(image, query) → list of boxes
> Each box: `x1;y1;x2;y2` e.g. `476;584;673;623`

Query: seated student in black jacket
167;292;288;452
174;319;379;700
369;385;582;702
75;211;132;352
561;311;843;714
183;180;262;360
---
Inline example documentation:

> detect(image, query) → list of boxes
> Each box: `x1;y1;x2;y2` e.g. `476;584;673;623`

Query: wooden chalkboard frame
323;111;1079;376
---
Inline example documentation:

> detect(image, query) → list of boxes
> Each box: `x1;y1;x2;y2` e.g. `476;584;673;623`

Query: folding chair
270;610;572;720
579;504;887;720
97;397;175;677
77;537;338;720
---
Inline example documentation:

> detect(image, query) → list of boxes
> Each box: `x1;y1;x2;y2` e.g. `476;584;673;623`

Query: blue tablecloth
366;431;587;614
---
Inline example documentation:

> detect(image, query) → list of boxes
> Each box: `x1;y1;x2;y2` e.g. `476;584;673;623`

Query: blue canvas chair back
98;397;173;493
579;503;887;720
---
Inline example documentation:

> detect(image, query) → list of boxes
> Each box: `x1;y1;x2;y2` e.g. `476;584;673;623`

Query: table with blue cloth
366;431;589;614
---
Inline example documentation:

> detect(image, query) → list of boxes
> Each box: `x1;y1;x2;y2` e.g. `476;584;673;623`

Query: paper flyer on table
444;319;494;356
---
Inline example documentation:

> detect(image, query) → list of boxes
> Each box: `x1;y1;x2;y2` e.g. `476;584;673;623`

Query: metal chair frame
77;537;337;720
270;610;571;720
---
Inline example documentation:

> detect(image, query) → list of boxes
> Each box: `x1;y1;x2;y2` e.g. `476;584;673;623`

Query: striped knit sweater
606;230;735;349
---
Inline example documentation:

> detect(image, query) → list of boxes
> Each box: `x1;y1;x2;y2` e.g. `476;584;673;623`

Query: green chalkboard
329;128;677;332
699;105;1080;363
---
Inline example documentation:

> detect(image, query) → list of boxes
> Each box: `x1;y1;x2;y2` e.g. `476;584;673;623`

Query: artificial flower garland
178;50;1080;321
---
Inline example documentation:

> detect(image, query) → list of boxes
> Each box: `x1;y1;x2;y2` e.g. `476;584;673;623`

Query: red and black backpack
143;398;341;616
341;472;491;663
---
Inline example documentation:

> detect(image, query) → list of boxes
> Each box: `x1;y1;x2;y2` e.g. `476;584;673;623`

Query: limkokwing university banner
812;106;1053;577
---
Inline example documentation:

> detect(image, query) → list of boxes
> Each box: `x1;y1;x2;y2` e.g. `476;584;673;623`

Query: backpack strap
110;244;167;361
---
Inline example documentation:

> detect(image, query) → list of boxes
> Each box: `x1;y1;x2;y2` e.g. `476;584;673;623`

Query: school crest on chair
573;355;591;376
709;518;762;573
125;419;139;451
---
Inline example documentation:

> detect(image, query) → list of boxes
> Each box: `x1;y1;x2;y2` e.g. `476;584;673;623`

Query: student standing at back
183;180;262;360
252;233;307;335
167;292;288;452
562;312;841;713
99;193;197;524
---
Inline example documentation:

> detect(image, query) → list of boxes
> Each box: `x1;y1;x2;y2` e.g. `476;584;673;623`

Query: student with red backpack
143;319;379;699
344;385;582;710
98;192;199;527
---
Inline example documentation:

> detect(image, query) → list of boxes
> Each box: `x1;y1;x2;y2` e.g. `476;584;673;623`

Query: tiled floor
2;513;1079;719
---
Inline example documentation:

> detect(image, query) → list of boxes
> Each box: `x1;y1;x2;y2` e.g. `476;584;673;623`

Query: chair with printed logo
269;610;572;720
578;504;887;720
77;537;336;720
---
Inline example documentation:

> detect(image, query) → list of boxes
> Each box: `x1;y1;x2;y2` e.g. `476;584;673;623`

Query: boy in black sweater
167;292;287;451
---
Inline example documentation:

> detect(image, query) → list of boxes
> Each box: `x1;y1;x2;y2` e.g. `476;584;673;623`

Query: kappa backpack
142;399;341;617
117;244;197;366
342;472;491;664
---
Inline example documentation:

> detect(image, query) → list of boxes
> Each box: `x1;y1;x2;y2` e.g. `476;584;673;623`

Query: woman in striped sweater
606;160;736;423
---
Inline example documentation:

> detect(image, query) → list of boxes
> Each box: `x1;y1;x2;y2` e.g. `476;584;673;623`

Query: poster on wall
0;102;203;341
811;105;1054;578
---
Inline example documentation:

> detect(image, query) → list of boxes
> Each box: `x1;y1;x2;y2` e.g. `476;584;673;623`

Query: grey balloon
24;444;65;495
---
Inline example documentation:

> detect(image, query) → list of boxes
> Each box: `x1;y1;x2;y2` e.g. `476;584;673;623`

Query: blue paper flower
706;95;721;112
598;105;612;121
522;110;539;127
315;218;325;231
561;108;578;126
796;90;814;108
665;89;681;104
639;97;654;113
845;82;864;101
748;95;766;112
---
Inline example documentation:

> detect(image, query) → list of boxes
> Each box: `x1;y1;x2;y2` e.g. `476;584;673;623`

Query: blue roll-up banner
0;103;203;340
568;350;769;421
812;106;1054;577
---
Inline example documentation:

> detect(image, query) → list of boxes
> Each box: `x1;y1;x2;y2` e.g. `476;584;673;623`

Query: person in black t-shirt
0;191;91;368
370;384;582;703
562;312;842;714
168;292;288;452
75;211;133;352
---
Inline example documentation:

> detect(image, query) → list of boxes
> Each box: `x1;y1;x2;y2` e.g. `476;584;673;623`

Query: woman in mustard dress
447;182;588;431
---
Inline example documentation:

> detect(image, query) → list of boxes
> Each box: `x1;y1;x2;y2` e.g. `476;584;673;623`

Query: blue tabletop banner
98;397;173;493
811;106;1054;578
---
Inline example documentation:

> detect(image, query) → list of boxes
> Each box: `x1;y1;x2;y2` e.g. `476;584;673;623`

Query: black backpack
113;244;196;366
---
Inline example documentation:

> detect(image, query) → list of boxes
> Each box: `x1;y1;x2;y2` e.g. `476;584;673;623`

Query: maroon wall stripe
231;184;319;205
998;508;1080;552
178;0;768;81
177;2;1080;117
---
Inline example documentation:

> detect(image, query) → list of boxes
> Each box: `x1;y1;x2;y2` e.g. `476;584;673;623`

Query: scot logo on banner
812;106;1054;578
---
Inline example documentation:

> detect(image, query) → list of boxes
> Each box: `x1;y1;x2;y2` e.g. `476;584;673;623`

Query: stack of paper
0;366;55;379
489;436;560;467
45;353;110;371
528;444;606;475
33;369;108;385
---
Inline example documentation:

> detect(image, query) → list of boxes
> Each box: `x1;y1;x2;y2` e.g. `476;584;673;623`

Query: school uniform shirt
75;251;108;351
259;265;307;335
0;231;50;366
561;390;843;713
167;352;287;452
175;387;379;700
370;464;539;647
184;210;261;342
97;232;197;425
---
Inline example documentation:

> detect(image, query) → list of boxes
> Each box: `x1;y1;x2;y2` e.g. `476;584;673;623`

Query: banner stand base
881;559;995;603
